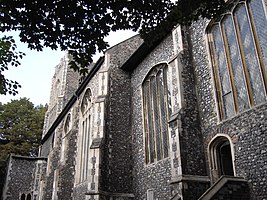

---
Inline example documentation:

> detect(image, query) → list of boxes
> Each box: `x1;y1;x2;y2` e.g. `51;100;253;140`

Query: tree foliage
0;0;226;93
0;35;25;95
0;98;47;161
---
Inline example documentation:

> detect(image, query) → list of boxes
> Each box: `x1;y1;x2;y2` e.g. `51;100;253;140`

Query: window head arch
207;0;267;120
64;113;71;133
142;63;171;164
26;193;31;200
76;88;92;183
81;88;92;115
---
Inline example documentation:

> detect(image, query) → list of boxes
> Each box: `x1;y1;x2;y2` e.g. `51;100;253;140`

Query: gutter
41;56;105;144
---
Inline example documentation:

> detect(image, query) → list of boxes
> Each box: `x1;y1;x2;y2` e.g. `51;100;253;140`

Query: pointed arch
208;134;236;183
142;63;171;164
76;88;93;183
207;0;267;120
81;88;92;115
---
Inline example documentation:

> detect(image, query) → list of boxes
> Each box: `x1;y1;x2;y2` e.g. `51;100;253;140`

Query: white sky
0;30;137;105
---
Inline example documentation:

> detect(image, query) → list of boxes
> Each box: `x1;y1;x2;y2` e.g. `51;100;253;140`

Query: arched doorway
208;135;235;183
218;140;234;176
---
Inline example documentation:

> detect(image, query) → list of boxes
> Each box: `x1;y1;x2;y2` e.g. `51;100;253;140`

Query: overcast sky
0;30;137;105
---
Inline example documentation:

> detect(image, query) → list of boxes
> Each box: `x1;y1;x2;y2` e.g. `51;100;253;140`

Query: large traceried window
77;88;92;183
207;0;267;120
142;64;171;164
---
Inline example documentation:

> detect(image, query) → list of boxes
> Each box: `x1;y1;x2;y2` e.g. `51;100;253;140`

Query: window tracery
76;88;92;183
142;64;171;164
207;0;267;120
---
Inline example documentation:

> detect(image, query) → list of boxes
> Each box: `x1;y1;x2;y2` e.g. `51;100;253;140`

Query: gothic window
54;79;61;102
26;194;31;200
81;88;92;115
20;194;25;200
147;189;154;200
21;193;31;200
64;113;71;133
52;170;59;200
60;113;71;163
142;64;170;164
77;88;92;183
207;0;267;120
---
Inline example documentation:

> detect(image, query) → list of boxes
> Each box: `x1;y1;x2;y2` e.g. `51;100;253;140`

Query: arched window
208;135;235;183
61;113;71;162
26;193;31;200
207;0;267;120
20;193;26;200
77;88;92;183
81;89;92;115
64;113;71;133
142;64;171;164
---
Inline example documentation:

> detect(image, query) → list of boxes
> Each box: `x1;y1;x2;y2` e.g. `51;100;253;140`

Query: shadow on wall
0;161;7;199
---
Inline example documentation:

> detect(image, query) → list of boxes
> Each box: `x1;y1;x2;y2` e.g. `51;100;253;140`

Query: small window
207;0;267;120
142;64;171;164
20;194;26;200
147;189;154;200
26;194;31;200
61;113;71;163
20;193;31;200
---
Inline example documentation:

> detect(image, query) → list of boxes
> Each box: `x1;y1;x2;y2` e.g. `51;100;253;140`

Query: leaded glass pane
235;4;266;105
83;118;88;180
81;89;92;115
143;82;150;164
147;81;155;163
151;76;162;161
212;25;235;118
80;121;85;182
158;69;169;158
142;64;170;163
86;117;91;180
222;15;250;112
250;0;267;75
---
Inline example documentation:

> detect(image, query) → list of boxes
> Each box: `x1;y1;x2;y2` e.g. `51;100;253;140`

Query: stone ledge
168;109;184;123
86;190;134;198
170;175;210;184
90;138;103;149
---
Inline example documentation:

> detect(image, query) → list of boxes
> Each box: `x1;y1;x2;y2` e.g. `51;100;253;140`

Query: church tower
42;52;80;137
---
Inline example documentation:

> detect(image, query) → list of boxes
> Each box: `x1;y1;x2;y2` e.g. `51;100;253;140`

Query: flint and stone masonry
2;1;267;199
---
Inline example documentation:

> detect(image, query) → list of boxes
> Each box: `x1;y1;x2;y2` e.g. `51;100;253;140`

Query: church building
2;0;267;199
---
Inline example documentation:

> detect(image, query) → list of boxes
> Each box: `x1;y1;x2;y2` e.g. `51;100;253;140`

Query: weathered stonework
131;34;174;199
190;17;267;199
2;3;267;199
2;155;47;200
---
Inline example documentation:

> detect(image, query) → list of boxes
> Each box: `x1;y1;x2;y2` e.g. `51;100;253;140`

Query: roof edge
120;34;168;72
41;56;105;144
